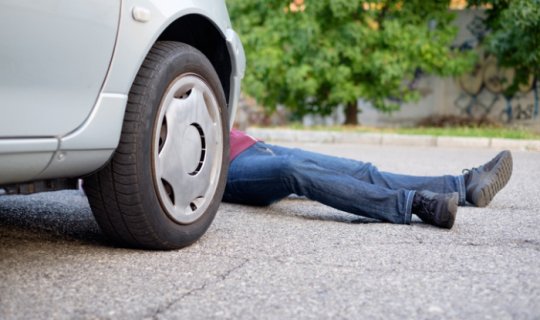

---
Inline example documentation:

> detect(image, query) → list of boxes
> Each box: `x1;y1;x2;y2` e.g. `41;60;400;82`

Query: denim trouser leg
268;144;467;205
223;142;466;224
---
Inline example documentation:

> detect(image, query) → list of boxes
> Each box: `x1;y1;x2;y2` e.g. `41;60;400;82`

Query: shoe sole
472;150;513;207
440;192;458;229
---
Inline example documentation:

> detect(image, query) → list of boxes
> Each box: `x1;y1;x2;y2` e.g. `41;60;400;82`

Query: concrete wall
304;9;540;128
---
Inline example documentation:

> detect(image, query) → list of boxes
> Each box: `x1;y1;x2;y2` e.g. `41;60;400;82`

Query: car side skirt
0;93;126;185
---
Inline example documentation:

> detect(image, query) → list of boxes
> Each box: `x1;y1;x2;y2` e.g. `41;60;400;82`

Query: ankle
411;192;425;214
462;170;471;186
412;190;458;229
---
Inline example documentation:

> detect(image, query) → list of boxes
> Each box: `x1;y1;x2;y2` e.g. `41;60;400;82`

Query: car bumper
225;28;246;130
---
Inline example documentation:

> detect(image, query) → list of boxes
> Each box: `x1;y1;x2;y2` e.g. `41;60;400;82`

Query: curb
246;128;540;152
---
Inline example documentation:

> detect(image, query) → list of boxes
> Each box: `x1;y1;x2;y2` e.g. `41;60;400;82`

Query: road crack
150;258;249;319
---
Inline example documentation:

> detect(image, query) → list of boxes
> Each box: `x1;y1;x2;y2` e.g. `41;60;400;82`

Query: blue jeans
223;142;466;224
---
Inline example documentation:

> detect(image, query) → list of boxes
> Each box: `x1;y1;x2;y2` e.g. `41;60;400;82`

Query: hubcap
153;74;223;224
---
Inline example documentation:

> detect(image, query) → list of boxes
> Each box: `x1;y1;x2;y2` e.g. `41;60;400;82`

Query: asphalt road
1;143;539;319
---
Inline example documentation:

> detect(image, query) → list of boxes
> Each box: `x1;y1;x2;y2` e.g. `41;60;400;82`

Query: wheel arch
20;3;243;187
157;14;232;105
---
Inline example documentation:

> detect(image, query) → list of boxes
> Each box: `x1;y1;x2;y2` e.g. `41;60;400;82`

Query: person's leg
224;142;413;224
268;144;467;205
223;143;292;206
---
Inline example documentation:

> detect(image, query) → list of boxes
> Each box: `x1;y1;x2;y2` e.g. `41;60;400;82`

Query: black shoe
463;150;513;207
412;191;458;229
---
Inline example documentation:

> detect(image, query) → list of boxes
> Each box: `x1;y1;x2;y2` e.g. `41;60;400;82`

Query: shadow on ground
0;190;106;246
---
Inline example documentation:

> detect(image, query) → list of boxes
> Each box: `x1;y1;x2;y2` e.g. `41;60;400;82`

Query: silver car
0;0;245;249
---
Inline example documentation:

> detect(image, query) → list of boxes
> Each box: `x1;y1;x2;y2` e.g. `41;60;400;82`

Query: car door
0;0;120;138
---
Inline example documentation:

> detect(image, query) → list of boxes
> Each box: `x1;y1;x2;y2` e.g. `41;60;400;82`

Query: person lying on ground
223;129;513;229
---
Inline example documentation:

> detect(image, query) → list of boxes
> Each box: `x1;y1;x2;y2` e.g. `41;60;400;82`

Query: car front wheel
85;41;229;249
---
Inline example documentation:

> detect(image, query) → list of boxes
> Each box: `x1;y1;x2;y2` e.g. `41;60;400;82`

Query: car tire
84;41;229;250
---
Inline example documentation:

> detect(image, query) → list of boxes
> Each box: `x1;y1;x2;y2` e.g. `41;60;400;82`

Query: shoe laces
414;195;435;218
462;168;476;184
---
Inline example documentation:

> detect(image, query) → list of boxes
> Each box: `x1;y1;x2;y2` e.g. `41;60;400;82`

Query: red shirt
230;129;258;161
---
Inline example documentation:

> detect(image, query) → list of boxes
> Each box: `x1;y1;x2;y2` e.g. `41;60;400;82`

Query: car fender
44;0;245;180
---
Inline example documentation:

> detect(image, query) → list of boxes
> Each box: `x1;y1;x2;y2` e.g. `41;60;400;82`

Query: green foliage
469;0;540;92
228;0;475;116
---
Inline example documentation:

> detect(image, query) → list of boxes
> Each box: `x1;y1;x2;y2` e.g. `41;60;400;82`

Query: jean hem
404;190;415;224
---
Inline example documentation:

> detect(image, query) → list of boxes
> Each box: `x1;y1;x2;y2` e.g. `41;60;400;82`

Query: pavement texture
1;143;539;319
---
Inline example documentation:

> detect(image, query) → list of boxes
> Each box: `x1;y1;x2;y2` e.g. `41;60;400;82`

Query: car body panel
224;28;246;129
0;139;57;184
101;0;232;94
36;93;128;181
0;0;120;137
0;0;245;186
100;0;245;128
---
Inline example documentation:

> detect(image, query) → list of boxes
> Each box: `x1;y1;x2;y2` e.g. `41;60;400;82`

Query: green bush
228;0;475;123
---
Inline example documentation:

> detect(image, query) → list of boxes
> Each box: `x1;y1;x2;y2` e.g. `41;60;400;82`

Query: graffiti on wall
455;16;538;123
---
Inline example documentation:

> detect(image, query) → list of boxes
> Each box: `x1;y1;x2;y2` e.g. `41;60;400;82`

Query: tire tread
84;41;228;249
